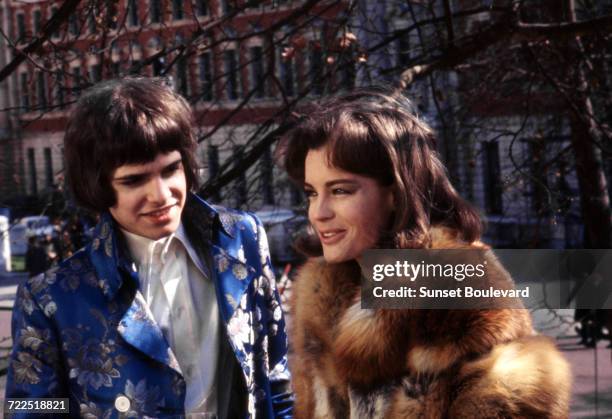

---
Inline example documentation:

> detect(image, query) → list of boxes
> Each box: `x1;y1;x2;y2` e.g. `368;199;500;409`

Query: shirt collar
121;222;208;278
88;192;222;301
121;227;176;269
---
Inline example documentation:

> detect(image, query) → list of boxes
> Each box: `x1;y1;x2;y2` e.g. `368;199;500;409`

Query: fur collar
291;227;534;388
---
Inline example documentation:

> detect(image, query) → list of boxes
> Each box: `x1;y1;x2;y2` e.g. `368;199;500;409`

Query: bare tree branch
396;14;612;90
0;0;81;83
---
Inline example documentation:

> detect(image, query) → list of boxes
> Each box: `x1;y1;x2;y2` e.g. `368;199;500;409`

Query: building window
33;10;42;35
396;30;410;68
221;0;234;15
233;146;247;207
72;67;82;98
261;146;274;205
87;4;99;34
54;72;65;109
482;140;503;215
223;49;239;100
196;0;209;16
152;57;165;76
44;148;53;188
88;14;96;34
250;46;265;99
68;12;79;35
520;0;563;23
50;7;60;39
198;52;213;101
16;13;26;40
339;48;356;90
172;0;184;20
150;0;162;23
111;62;121;76
279;48;295;97
36;72;47;108
176;55;189;97
105;0;118;29
20;73;30;112
128;0;140;26
528;139;550;215
89;64;102;83
207;144;220;202
130;59;141;74
417;82;430;113
27;148;37;195
310;42;324;95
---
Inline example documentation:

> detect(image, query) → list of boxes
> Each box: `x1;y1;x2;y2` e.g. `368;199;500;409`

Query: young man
6;78;292;418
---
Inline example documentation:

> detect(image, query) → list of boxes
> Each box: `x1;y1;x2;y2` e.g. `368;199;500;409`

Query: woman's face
304;146;394;263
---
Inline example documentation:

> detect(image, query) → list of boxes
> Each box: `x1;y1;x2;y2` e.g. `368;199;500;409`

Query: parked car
255;208;307;263
0;215;11;272
19;216;55;237
10;216;55;256
9;224;28;256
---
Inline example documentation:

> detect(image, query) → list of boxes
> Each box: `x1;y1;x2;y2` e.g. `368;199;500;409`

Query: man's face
109;151;187;240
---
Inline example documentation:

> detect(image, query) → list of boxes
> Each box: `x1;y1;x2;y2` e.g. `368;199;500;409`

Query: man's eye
332;188;351;195
120;178;145;186
162;163;182;177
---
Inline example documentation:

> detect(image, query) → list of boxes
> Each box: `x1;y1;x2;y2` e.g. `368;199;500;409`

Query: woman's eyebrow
325;179;358;187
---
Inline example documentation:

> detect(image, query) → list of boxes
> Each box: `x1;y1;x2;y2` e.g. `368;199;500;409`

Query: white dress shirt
122;223;221;416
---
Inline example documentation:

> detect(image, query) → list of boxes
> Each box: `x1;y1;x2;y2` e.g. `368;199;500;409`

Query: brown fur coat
289;229;571;418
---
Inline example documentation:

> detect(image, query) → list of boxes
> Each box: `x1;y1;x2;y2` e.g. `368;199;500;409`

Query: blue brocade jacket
6;194;293;418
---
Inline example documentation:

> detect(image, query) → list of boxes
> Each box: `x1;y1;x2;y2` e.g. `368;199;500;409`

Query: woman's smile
318;229;347;245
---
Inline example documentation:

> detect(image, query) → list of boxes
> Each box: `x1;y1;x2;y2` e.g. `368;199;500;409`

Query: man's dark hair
64;77;199;212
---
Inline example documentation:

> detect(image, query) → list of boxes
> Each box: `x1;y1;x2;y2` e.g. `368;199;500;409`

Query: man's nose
147;176;172;204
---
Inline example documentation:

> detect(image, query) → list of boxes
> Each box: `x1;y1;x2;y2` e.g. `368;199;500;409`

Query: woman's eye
304;190;317;199
332;188;351;195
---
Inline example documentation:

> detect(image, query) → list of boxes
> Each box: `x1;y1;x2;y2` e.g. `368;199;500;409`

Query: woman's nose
310;196;334;221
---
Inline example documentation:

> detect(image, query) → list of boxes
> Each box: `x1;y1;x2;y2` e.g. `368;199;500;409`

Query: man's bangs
105;112;189;169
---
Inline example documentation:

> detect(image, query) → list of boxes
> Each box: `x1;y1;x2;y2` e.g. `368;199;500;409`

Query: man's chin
143;222;180;240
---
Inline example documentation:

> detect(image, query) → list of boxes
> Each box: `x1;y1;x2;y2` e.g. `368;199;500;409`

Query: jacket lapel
210;242;257;324
183;194;258;324
88;213;181;375
117;289;182;375
89;196;258;379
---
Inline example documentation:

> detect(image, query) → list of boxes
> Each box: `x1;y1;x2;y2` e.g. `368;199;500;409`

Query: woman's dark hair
64;77;199;213
277;87;482;253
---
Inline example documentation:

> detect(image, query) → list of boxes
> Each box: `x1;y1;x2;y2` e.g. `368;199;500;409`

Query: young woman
278;88;571;418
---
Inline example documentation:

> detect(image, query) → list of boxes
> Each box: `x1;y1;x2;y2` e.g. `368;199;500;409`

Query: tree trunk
565;0;611;248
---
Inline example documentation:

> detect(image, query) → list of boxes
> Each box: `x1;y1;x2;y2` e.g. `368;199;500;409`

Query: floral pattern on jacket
6;194;293;418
